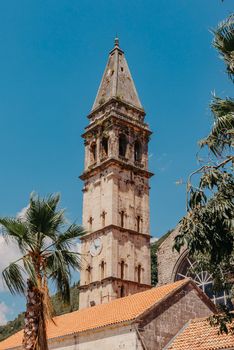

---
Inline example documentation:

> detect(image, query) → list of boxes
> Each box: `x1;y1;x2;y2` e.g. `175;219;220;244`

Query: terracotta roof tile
0;279;189;349
167;317;234;350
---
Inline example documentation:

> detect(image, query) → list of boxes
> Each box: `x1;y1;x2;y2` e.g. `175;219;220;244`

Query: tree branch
186;156;234;210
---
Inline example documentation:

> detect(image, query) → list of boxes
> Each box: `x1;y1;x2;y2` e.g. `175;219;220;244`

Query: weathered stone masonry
79;39;153;309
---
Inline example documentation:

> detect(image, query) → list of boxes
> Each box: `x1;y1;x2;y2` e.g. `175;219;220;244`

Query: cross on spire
114;37;119;47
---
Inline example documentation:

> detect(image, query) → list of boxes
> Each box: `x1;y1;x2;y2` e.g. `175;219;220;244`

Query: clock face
90;238;102;257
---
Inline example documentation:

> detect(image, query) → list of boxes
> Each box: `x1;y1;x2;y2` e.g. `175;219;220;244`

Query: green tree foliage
0;313;24;342
0;193;85;349
0;282;80;342
151;242;158;286
174;14;234;333
52;281;80;316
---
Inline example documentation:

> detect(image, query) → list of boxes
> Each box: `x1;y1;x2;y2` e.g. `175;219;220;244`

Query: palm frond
46;251;71;303
26;193;65;250
0;218;32;253
199;96;234;155
2;262;25;295
212;14;234;80
59;250;82;270
55;224;86;250
22;256;37;287
211;96;234;118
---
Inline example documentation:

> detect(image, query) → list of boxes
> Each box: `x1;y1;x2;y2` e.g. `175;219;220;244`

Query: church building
1;39;233;350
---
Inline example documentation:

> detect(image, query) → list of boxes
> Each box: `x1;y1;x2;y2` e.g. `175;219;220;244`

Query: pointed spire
91;39;143;111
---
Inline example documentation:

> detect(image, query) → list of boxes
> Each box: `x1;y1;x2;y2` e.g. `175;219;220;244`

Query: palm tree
200;15;234;155
0;193;86;350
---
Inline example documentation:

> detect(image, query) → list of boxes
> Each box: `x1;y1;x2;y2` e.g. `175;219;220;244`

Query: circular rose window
175;255;230;306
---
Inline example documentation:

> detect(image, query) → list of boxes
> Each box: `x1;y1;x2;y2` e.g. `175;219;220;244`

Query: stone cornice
79;224;151;241
79;157;154;180
88;97;145;119
79;276;152;290
82;111;151;138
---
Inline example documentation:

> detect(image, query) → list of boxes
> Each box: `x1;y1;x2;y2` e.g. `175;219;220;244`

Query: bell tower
79;39;153;309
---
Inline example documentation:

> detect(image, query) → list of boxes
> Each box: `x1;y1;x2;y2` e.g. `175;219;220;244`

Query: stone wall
138;283;214;350
157;228;187;286
79;226;151;309
49;324;142;350
82;165;150;234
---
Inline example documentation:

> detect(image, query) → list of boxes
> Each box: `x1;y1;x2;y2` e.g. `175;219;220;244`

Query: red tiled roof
167;317;234;350
0;279;190;349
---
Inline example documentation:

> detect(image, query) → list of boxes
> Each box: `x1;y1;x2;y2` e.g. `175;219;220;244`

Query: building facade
157;228;231;306
79;39;153;309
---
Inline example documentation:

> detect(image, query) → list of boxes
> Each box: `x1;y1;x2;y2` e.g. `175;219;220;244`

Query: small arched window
134;140;142;162
119;134;127;158
100;261;105;280
120;260;125;279
101;137;108;157
90;142;97;163
137;264;142;283
88;216;93;231
101;211;106;227
136;216;141;233
120;285;125;298
86;265;92;284
120;211;125;228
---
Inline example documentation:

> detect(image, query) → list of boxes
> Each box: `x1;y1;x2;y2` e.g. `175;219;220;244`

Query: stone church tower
79;39;153;309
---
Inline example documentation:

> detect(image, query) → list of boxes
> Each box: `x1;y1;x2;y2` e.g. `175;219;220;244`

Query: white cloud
16;205;29;222
0;205;30;292
76;242;81;254
150;237;158;244
0;235;22;291
0;302;10;325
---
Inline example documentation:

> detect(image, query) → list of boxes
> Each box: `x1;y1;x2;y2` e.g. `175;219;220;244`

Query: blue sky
0;0;233;322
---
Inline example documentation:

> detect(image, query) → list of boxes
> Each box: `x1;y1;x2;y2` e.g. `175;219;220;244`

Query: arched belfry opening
134;140;142;162
90;142;97;163
101;137;108;158
119;134;127;158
